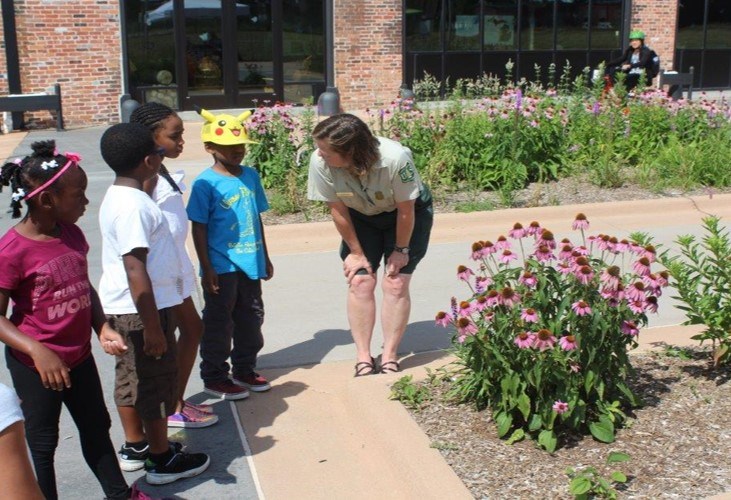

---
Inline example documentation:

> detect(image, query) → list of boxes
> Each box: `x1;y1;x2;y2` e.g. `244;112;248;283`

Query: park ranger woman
307;113;433;376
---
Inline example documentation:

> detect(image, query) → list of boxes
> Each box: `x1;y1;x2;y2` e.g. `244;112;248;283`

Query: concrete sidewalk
1;126;730;499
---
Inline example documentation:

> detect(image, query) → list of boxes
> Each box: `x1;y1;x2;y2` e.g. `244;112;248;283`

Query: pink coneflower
537;230;557;249
559;244;574;260
481;240;497;255
498;287;521;308
572;213;590;230
456;317;478;343
500;250;518;265
483;311;495;322
645;296;659;313
632;257;652;276
574;256;590;269
435;311;453;327
519;271;538;288
495;235;510;250
596;234;612;252
643;273;663;296
572;245;590;256
626;281;647;301
509;222;527;239
521;308;539;323
569;361;581;373
485;289;500;307
473;294;489;312
514;332;535;349
575;265;595;285
533;245;555;263
527;221;542;236
557;261;573;275
458;300;475;316
600;265;622;290
457;265;474;281
607;236;620;254
571;300;592;316
657;271;670;287
533;329;556;351
615;239;631;253
621;320;639;336
552;400;569;414
559;335;578;351
628;299;646;314
470;241;484;261
643;245;657;262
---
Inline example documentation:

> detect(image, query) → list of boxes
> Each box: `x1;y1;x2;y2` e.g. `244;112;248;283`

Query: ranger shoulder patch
398;162;416;183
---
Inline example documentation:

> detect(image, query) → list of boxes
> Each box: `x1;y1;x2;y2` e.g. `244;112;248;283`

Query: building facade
1;0;729;128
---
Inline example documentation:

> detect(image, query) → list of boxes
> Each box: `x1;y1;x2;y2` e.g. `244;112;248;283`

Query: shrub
436;214;667;451
659;216;731;366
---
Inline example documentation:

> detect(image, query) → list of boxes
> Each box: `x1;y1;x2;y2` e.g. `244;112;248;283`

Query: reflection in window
707;0;731;49
557;0;588;49
405;0;442;52
589;0;622;49
126;0;177;107
521;1;554;50
282;0;325;103
447;0;480;51
483;1;517;51
677;0;704;49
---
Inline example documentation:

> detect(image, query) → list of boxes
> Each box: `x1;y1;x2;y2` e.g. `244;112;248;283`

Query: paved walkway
1;125;730;499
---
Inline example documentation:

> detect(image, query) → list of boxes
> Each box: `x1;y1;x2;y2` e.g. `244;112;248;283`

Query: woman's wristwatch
394;246;410;255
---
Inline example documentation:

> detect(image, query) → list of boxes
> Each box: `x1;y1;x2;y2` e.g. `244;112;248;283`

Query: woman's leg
6;348;64;500
380;274;412;364
63;356;129;499
174;296;203;410
347;274;378;363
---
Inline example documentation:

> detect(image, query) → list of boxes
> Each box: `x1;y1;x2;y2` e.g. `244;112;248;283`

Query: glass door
234;0;278;106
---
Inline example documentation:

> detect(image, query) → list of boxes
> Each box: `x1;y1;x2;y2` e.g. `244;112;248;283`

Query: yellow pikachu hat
198;108;258;145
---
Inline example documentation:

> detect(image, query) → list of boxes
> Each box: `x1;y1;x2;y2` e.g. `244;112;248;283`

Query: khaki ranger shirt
307;137;423;216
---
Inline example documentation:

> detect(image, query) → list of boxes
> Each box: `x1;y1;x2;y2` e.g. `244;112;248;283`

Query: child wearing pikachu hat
186;109;274;399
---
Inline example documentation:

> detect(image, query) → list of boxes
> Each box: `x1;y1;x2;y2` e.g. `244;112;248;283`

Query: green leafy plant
389;375;431;410
659;216;731;366
566;451;631;499
436;214;667;451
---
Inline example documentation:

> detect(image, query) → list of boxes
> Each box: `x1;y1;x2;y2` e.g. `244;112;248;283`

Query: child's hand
202;268;220;294
30;344;71;391
264;258;274;281
143;327;167;358
99;323;128;356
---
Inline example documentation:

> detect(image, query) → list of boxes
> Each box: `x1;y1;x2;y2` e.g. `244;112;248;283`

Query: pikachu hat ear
199;108;258;145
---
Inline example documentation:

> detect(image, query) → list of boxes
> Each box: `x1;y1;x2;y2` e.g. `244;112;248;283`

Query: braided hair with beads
0;140;79;218
129;102;183;193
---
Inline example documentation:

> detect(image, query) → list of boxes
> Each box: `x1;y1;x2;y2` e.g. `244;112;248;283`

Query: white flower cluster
41;160;59;170
11;188;25;201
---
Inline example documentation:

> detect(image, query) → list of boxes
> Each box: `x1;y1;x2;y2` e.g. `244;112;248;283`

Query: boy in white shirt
99;123;209;486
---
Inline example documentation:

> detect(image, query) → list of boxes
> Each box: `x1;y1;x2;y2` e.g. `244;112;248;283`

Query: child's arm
259;215;274;281
122;248;167;357
0;289;71;391
90;287;128;356
191;222;219;294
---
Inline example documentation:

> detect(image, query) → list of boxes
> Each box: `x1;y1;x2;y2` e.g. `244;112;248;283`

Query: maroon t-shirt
0;223;93;369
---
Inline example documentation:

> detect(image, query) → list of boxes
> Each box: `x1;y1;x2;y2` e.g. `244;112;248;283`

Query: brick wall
333;0;403;112
631;0;678;71
0;0;122;129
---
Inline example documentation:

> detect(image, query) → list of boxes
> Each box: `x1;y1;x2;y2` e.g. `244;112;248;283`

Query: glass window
521;0;554;51
483;1;517;51
676;0;705;49
126;0;177;106
282;0;324;104
406;0;443;52
589;0;622;49
447;0;481;51
707;0;731;49
556;0;588;50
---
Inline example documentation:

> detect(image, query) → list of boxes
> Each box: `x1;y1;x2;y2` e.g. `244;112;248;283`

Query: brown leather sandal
354;357;377;377
379;361;400;374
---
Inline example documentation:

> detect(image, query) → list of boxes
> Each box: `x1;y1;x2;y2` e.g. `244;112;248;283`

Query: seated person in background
606;30;655;90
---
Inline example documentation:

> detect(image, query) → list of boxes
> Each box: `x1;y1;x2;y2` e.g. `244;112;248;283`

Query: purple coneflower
475;276;491;294
514;332;534;349
559;335;578;351
572;213;590;230
571;300;592;316
575;265;595;285
632;257;652;277
643;245;657;262
600;266;622;290
498;287;521;308
628;299;646;314
500;250;518;265
527;221;542;236
473;294;489;312
626;281;647;302
645;296;659;313
508;222;527;239
456;317;478;343
435;311;453;327
621;320;639;337
520;308;539;323
485;289;500;307
552;400;569;414
557;261;573;275
559;244;574;260
537;230;557;250
533;329;556;351
533;245;555;263
495;235;510;250
457;265;474;281
458;300;475;316
519;271;538;288
470;241;484;261
481;240;497;255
